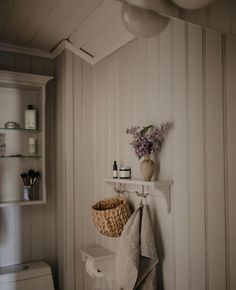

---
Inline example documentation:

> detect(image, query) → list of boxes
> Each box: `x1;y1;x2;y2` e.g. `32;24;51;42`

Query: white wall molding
0;40;98;64
52;37;136;65
0;70;53;86
52;40;97;65
0;42;54;59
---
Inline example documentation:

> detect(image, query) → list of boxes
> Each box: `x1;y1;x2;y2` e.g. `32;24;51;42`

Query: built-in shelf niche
0;70;52;207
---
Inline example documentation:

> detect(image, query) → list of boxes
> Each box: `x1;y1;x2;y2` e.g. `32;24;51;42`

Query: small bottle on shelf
113;161;118;179
28;138;36;156
25;105;37;129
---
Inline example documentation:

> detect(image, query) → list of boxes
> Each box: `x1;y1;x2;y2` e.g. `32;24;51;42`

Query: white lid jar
119;167;131;179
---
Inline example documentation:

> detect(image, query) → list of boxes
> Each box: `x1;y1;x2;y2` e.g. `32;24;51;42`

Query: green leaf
140;125;153;135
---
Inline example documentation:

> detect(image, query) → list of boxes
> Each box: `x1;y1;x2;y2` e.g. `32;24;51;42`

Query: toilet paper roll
85;259;94;277
85;259;104;278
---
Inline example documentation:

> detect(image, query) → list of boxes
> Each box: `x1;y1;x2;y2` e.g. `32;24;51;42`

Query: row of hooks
105;179;172;213
113;183;150;204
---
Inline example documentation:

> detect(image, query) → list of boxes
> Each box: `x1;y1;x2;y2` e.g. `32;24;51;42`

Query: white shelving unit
0;200;46;208
0;70;53;207
103;178;173;213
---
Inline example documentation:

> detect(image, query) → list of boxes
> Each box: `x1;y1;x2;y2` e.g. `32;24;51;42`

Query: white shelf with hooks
102;178;173;213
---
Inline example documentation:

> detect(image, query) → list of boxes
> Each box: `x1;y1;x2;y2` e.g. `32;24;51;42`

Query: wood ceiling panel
35;0;103;52
69;0;119;49
0;0;235;65
29;0;83;50
82;11;133;57
0;0;37;43
1;0;58;46
14;0;58;46
0;0;15;32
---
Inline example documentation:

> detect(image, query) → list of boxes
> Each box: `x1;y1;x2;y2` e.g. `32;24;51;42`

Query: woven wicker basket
91;196;132;237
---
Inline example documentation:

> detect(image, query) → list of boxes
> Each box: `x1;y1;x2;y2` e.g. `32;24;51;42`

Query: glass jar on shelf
0;133;6;156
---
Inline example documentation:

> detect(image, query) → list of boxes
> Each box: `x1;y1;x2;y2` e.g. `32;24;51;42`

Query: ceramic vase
140;154;155;181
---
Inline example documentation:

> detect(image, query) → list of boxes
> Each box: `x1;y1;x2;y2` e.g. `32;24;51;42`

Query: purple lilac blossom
126;122;171;159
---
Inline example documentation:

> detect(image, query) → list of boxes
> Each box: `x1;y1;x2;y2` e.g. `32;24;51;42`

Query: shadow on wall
0;209;7;245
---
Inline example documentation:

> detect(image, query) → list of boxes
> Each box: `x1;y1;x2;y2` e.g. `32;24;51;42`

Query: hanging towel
116;204;158;290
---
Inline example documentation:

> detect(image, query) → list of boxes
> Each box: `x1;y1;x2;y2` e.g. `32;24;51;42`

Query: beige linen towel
116;204;158;290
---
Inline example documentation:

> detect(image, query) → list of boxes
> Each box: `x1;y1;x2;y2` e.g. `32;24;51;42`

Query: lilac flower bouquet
126;123;171;159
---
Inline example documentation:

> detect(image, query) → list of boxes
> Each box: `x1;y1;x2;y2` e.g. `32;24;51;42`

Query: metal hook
113;183;125;195
135;185;149;205
139;197;143;206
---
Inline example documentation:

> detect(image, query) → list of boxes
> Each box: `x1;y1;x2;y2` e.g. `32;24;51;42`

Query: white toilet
0;261;54;290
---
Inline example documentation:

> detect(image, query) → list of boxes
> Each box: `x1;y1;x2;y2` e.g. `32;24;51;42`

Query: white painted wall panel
205;30;226;290
207;0;231;34
172;21;189;290
73;54;84;290
188;25;206;290
56;19;236;290
157;23;174;290
14;208;31;263
226;37;236;290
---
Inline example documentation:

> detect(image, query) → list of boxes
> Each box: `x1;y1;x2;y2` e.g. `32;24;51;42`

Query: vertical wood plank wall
56;19;236;290
55;51;96;290
0;51;57;283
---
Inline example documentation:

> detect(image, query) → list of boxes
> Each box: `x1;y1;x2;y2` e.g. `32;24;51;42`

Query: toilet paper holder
81;246;115;282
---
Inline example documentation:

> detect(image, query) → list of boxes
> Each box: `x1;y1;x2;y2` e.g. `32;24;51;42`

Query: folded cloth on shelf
116;204;158;290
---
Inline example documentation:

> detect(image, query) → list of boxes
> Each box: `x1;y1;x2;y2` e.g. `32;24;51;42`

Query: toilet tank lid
0;261;52;284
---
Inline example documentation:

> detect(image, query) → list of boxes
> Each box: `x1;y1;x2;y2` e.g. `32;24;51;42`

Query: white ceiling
0;0;135;63
0;0;101;50
0;0;235;64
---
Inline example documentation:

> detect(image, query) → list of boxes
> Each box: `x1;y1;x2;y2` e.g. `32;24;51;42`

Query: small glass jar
28;137;36;156
119;167;131;179
0;133;6;156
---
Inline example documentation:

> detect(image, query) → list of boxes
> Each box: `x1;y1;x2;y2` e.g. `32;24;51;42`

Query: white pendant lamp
171;0;216;10
121;3;170;38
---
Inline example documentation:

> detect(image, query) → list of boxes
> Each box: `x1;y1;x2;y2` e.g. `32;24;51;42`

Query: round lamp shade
121;3;170;38
172;0;216;10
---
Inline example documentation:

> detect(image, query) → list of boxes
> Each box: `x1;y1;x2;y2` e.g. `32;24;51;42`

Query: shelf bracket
153;184;171;213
